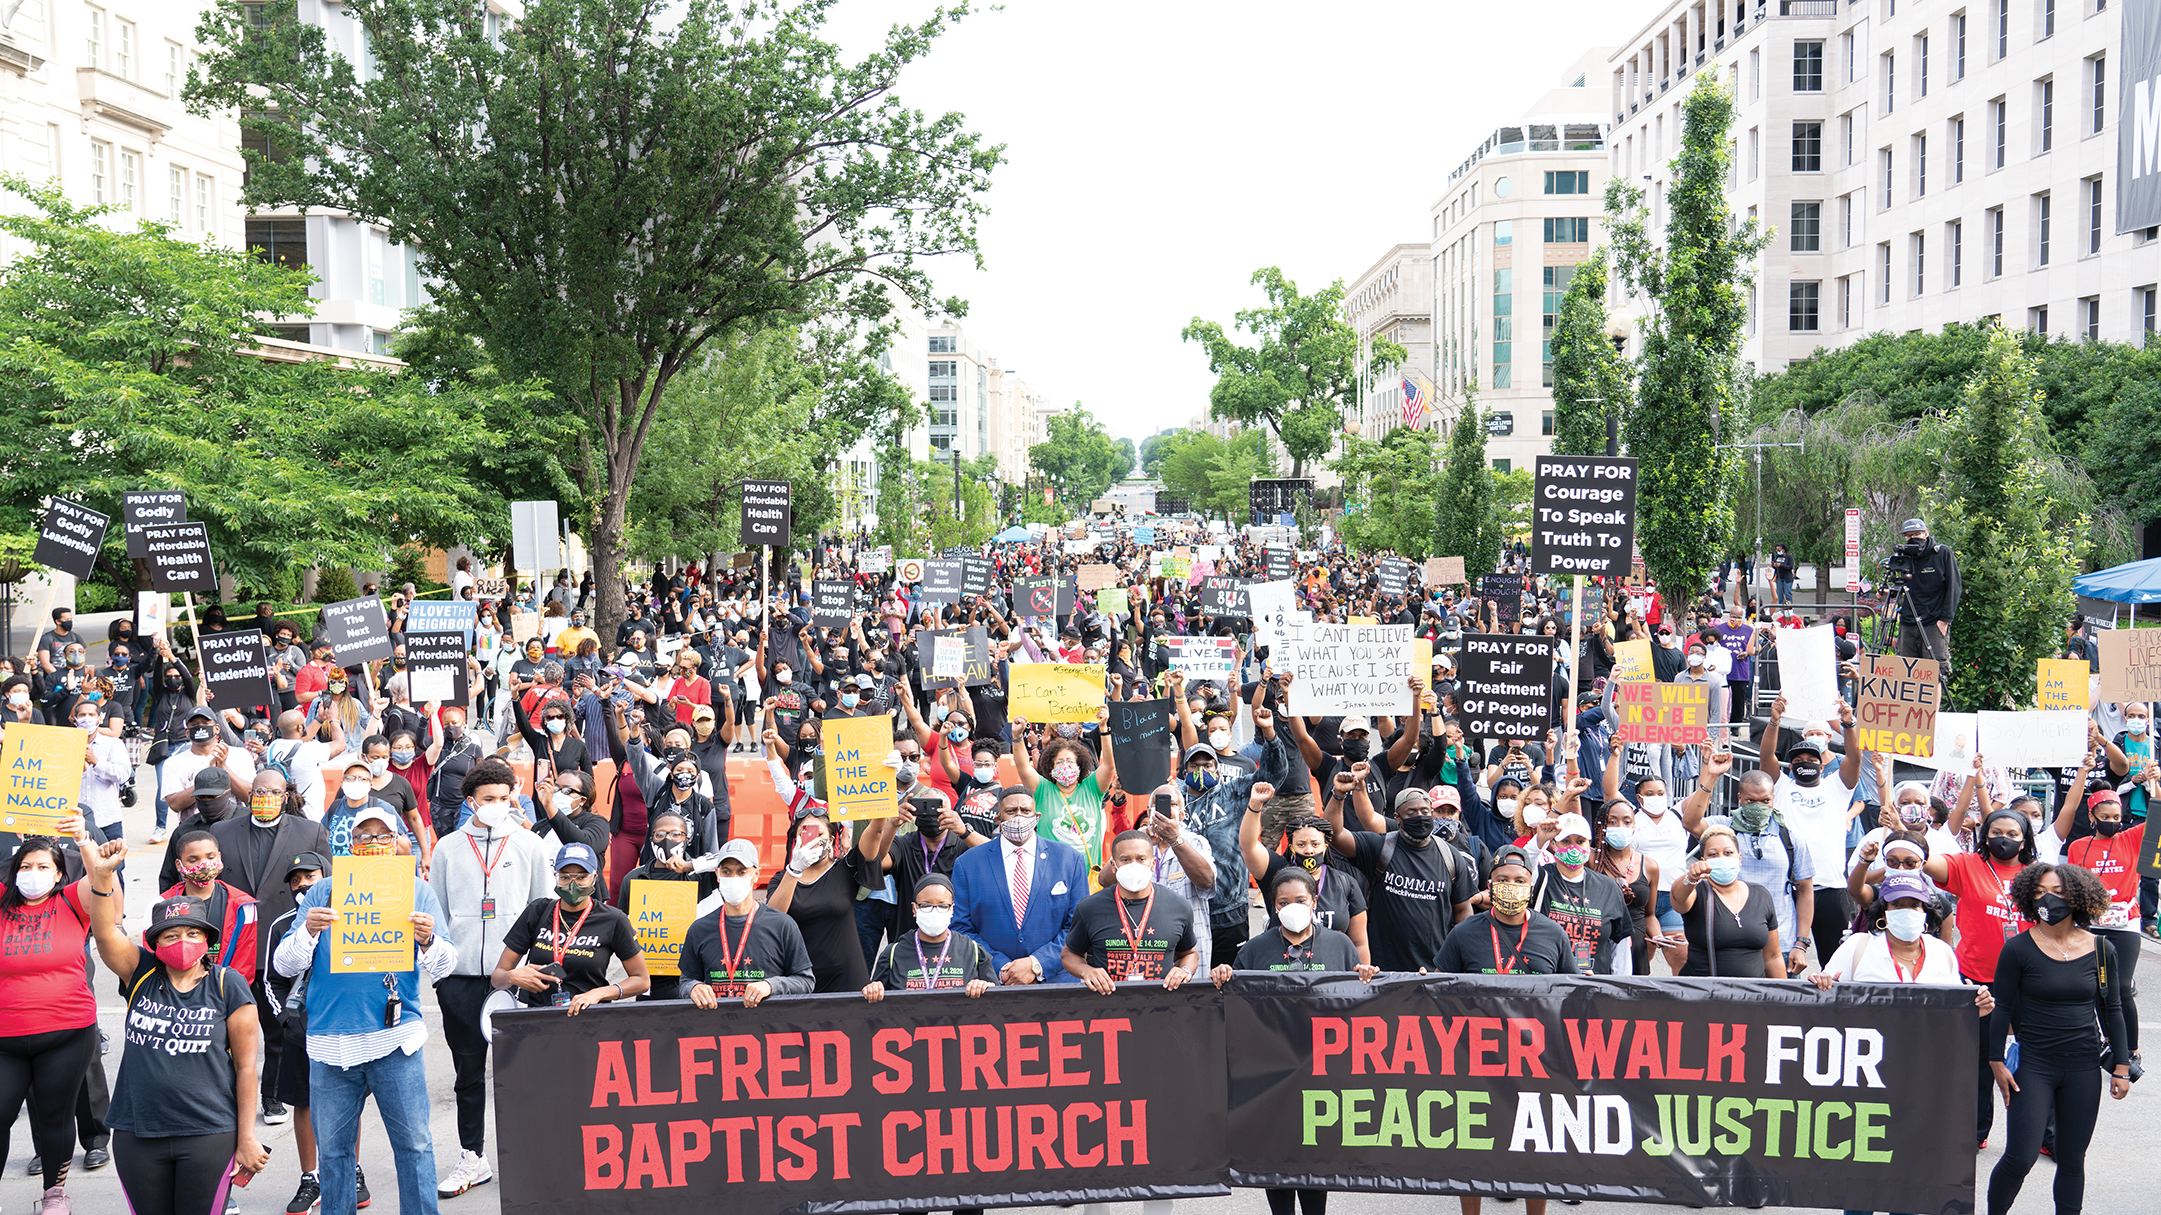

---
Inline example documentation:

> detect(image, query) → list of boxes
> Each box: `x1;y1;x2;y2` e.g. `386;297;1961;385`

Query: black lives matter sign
741;480;792;547
1530;455;1637;577
1455;633;1556;740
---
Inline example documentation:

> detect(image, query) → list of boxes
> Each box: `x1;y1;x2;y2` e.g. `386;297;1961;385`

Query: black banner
491;986;1229;1215
961;558;996;598
1456;633;1555;739
406;628;470;706
319;596;394;666
122;490;187;559
742;480;792;547
1375;559;1413;598
1107;697;1174;793
1198;577;1247;618
1479;572;1524;625
1154;494;1190;516
199;630;276;713
141;522;219;596
1530;455;1638;578
1227;972;1975;1213
32;498;110;581
811;580;856;629
1248;478;1312;522
921;561;965;604
920;626;994;690
1265;549;1296;581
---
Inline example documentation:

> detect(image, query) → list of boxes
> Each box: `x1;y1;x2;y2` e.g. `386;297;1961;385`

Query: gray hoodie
428;816;554;976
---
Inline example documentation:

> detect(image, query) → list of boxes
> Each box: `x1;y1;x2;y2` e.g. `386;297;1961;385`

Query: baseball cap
1182;743;1220;764
192;767;232;797
145;895;220;946
185;705;216;723
691;703;717;721
350;804;401;835
716;838;760;869
553;842;601;873
1339;716;1373;738
1428;785;1463;810
1394;788;1431;814
1492;844;1537;874
1900;518;1927;534
1554;812;1592;841
853;673;876;690
1787;732;1829;758
1876;870;1935;905
285;851;330;881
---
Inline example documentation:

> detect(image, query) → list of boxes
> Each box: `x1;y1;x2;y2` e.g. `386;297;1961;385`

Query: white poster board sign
1976;710;2089;769
1286;624;1414;717
1771;624;1842;725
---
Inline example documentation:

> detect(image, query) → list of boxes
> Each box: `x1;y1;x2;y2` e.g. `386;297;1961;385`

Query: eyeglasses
651;832;688;843
354;831;398;844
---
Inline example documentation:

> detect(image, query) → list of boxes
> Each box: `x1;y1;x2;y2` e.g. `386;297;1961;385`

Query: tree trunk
591;464;633;648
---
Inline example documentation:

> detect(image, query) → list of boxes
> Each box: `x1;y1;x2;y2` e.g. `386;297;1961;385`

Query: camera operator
1891;518;1959;669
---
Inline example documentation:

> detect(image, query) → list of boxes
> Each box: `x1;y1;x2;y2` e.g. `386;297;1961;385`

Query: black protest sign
941;545;976;559
32;498;110;581
961;558;996;598
1375;559;1413;598
1108;697;1175;793
1478;573;1524;624
405;629;470;706
811;580;856;629
491;985;1228;1215
319;596;395;665
141;522;219;596
1557;583;1608;630
1265;548;1296;580
121;491;187;559
1226;972;1977;1214
198;630;276;714
919;625;994;689
1199;577;1248;618
1530;455;1638;577
920;560;965;603
1014;576;1060;618
1455;632;1555;739
740;480;792;547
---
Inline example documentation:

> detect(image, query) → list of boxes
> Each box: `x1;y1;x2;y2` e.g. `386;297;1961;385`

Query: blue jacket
949;837;1087;983
279;877;450;1039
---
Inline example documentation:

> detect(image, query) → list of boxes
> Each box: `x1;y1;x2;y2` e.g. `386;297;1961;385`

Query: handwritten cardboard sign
1076;564;1119;591
1107;698;1174;795
1856;655;1941;758
1285;624;1415;717
1612;681;1710;745
821;713;898;821
1010;663;1107;722
627;880;699;976
329;856;416;974
2097;630;2161;704
1424;556;1466;586
1976;710;2089;769
0;723;84;835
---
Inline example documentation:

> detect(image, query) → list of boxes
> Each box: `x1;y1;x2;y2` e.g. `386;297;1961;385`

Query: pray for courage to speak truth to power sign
1530;455;1638;578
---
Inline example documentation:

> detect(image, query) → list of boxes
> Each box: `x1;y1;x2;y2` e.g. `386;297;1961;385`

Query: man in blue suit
951;786;1087;984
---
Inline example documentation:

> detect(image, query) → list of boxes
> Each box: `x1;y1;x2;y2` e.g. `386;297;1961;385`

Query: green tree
0;176;526;591
1604;77;1768;600
1332;428;1444;559
1547;250;1632;457
1109;437;1137;484
1181;268;1401;476
194;0;999;638
1138;431;1179;476
1030;407;1121;506
1434;392;1502;577
1927;329;2085;709
1155;429;1276;522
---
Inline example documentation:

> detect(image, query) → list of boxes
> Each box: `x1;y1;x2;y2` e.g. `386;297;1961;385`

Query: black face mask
189;726;214;742
2032;892;2072;925
671;771;698;790
2093;819;2123;838
914;811;944;836
1788;761;1823;783
1986;835;2023;861
1397;815;1436;843
1341;738;1370;763
197;795;238;824
1434;816;1463;842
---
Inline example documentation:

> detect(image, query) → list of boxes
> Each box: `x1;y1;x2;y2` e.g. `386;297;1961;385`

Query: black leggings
1267;1188;1329;1215
2095;929;2141;1055
1987;1049;2103;1215
114;1129;238;1215
0;1025;99;1190
1965;971;1997;1144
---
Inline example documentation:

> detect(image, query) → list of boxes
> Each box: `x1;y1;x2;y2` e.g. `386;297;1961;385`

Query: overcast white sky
821;0;1651;447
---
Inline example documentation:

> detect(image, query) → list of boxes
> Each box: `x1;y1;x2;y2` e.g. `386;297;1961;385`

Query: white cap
1554;812;1593;842
1339;716;1373;738
716;838;760;868
350;804;401;835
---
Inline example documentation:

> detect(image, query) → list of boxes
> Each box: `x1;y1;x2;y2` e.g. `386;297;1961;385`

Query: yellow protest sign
2036;658;2089;712
626;880;698;976
821;713;898;820
1612;681;1710;744
1349;615;1378;626
1611;638;1653;682
1161;557;1191;579
1011;663;1108;722
0;723;84;836
329;855;416;974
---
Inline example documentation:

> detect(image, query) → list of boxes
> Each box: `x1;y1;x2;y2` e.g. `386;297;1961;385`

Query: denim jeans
312;1048;440;1215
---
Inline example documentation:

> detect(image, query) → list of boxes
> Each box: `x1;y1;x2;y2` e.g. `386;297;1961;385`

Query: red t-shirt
1;884;96;1034
1941;852;2031;982
2067;824;2146;929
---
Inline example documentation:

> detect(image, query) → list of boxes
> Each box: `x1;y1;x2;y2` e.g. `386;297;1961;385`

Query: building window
1543;171;1588;195
1541;265;1575;387
928;385;957;403
1750;127;1760;180
2039;80;2054;152
1884;53;1896;112
928;336;955;353
1793;121;1823;171
84;5;103;68
1917;134;1928;196
246;218;308;271
2043;0;2057;37
1494;219;1513;245
1492;269;1512;389
1993;99;2008;168
119;150;137;212
1954;13;1968;79
1918;35;1930;97
1751;48;1762;100
928;360;957;378
1543;217;1590;243
2037;193;2053;266
1952;116;1966;183
2088;177;2104;254
115;18;134;78
1881;243;1893;303
1950;219;1964;286
1990;207;2006;275
1493;458;1512;474
2144;287;2157;339
1914;232;1927;294
1541;411;1556;437
89;141;108;204
1842;112;1856;165
1790;281;1821;331
1996;0;2010;59
1842;193;1855;246
195;175;212;231
1791;202;1822;251
166;42;181;94
2032;305;2050;334
2091;56;2107;133
2084;296;2101;340
1845;31;1858;83
167;166;184;224
1881;149;1894;204
1840;275;1853;328
1794;40;1824;92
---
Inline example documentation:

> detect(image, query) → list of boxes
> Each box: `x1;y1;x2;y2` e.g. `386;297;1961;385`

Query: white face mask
15;869;56;901
1115;861;1153;894
716;874;755;906
1208;729;1233;751
1276;902;1314;934
473;800;512;830
973;764;997;783
1638;794;1670;816
915;906;954;938
1884;907;1927;942
1523;805;1548;827
2129;717;2151;735
1497;798;1519;818
342;779;371;802
74;716;99;731
1687;653;1705;667
366;758;388;778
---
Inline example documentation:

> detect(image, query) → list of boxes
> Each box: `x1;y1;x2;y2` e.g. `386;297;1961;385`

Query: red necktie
1011;845;1029;928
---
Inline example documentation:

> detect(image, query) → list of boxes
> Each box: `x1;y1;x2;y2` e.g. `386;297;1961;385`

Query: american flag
1400;371;1430;429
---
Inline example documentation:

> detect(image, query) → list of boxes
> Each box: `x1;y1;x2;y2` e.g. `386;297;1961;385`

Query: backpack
1379;831;1457;884
261;739;306;791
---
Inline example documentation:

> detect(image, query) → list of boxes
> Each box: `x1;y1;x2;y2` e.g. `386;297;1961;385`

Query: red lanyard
1115;888;1156;956
550;899;594;968
466;834;507;895
718;905;759;984
1885;938;1921;984
1489;918;1530;975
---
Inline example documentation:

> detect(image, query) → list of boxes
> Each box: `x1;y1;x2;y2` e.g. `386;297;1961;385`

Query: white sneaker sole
438;1174;493;1198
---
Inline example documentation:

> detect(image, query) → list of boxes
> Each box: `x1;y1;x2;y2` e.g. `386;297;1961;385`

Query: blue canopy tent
992;525;1034;543
2074;556;2161;626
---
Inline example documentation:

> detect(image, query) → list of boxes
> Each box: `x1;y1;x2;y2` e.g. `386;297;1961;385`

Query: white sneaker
436;1149;493;1198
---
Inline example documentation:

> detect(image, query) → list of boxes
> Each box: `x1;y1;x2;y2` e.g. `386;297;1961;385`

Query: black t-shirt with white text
1231;925;1362;973
870;930;1000;991
680;906;815;998
1529;867;1634;975
1065;884;1199;981
1346;830;1478;972
501;896;640;1007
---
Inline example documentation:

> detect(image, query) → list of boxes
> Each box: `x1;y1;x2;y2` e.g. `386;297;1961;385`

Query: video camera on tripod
1876;536;1926;587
